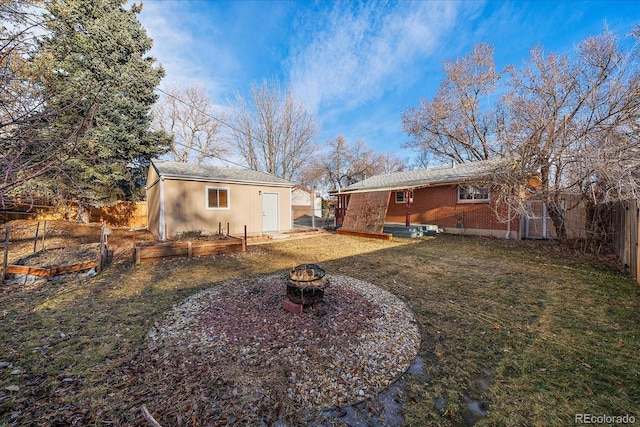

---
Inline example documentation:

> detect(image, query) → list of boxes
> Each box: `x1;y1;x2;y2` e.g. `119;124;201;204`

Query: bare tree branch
152;84;227;165
226;79;319;181
401;43;501;163
302;135;405;192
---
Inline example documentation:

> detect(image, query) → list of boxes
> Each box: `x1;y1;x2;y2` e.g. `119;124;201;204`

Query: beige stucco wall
158;178;291;238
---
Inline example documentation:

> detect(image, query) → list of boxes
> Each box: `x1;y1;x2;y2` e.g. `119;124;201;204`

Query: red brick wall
385;185;519;232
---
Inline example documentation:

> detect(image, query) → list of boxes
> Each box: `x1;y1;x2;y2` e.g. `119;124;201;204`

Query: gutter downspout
405;189;411;227
505;204;512;239
311;188;316;229
159;177;165;241
289;186;293;231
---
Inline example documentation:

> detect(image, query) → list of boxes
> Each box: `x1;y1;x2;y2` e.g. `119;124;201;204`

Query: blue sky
137;0;640;166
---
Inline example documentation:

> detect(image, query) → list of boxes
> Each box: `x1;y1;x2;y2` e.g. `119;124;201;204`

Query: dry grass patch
0;221;638;426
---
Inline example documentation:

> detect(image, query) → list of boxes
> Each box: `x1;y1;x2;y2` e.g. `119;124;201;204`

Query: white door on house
262;192;279;232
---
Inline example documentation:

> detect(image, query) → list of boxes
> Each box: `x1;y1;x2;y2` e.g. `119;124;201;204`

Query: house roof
335;159;504;194
150;160;294;187
292;185;311;193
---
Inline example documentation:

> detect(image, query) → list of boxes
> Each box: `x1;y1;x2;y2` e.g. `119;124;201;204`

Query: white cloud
287;1;463;114
137;1;235;102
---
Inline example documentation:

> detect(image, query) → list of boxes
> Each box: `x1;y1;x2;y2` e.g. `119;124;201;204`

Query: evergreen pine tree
36;0;170;218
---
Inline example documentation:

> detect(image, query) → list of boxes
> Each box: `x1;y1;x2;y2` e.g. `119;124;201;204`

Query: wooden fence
613;199;639;284
90;201;147;229
0;197;72;222
0;200;148;229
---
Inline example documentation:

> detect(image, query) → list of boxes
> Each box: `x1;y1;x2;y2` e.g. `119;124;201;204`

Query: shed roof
150;159;294;187
336;159;504;194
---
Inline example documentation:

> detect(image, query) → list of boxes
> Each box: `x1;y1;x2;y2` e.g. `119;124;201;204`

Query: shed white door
262;192;279;232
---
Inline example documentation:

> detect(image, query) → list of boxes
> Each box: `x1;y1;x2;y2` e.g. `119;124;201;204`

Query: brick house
332;160;522;239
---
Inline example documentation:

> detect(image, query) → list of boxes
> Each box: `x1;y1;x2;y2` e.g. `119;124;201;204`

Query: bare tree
373;152;407;175
152;84;226;165
502;29;639;239
226;79;319;181
403;29;639;243
575;28;640;206
303;135;405;192
401;43;501;163
0;1;74;206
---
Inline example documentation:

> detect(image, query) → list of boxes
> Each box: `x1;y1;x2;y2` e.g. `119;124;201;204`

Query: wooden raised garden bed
336;229;393;240
2;222;112;283
134;237;245;264
4;243;109;279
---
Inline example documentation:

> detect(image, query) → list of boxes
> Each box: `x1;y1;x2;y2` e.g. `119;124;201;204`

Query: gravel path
147;273;421;423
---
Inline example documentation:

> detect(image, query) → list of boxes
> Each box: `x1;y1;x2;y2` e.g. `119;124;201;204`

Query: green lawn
0;232;638;426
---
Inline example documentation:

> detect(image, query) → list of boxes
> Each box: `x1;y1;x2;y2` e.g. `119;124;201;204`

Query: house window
458;185;489;202
395;190;414;203
206;187;229;209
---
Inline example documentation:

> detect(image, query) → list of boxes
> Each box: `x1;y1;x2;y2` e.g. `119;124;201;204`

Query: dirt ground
1;220;328;270
1;220;156;269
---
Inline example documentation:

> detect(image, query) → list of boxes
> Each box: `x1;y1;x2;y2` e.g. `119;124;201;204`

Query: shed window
207;187;229;209
395;191;414;203
458;185;489;201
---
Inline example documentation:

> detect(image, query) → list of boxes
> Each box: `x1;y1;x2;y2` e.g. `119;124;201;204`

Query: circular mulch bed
146;273;420;423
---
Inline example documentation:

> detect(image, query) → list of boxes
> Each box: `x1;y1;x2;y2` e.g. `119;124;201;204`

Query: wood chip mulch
124;274;420;426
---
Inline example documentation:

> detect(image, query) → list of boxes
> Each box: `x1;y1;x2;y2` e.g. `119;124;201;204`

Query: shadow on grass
0;234;638;426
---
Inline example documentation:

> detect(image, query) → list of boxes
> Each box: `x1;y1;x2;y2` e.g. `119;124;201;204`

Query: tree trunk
547;199;566;241
77;202;90;224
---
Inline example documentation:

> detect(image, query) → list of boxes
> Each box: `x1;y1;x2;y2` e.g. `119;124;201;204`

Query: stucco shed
146;160;294;240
